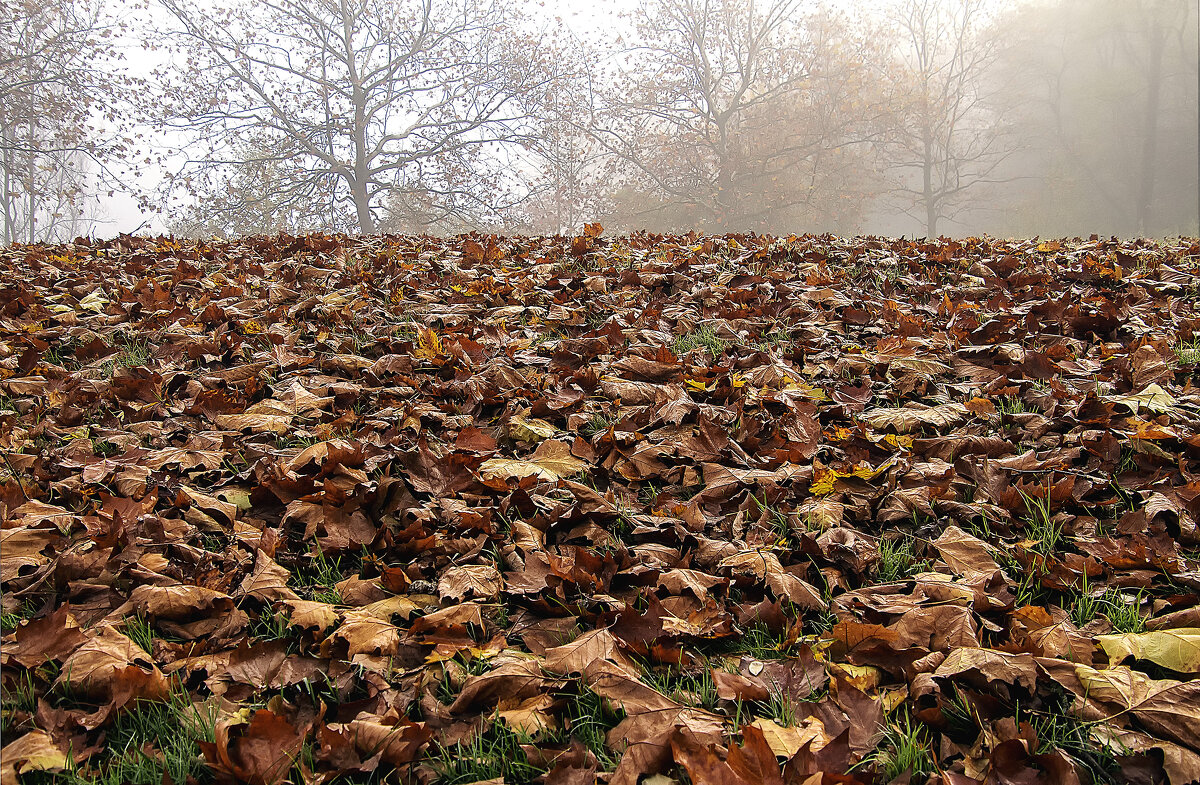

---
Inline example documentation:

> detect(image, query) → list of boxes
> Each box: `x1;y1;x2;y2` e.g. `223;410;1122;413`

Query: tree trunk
351;180;376;234
1136;10;1166;236
2;123;13;246
27;136;36;243
923;129;937;237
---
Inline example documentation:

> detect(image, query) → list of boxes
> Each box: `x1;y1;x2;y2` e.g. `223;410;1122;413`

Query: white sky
91;0;1017;236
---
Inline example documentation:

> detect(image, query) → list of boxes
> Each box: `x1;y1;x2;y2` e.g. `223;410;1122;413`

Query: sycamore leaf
507;414;557;443
1073;663;1200;752
213;413;293;434
747;716;830;758
281;599;339;632
932;525;1001;578
0;730;70;778
1110;383;1177;415
498;693;557;735
55;625;169;703
544;628;641;678
885;355;951;375
438;564;502;601
412;327;444;360
1097;628;1200;674
479;440;584;482
329;718;431;767
1092;726;1200;785
78;290;109;312
862;403;968;433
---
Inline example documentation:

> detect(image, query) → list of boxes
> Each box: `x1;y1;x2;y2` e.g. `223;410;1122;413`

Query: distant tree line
2;0;1196;240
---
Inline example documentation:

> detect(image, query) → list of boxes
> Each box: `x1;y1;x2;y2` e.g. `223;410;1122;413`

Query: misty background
2;0;1197;242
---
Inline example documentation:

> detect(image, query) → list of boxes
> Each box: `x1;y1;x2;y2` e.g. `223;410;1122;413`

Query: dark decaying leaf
1;233;1199;785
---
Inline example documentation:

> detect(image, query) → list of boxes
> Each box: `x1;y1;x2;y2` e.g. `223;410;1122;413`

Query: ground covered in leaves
2;231;1200;785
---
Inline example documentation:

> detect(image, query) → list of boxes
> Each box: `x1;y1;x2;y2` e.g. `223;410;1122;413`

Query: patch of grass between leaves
31;688;218;785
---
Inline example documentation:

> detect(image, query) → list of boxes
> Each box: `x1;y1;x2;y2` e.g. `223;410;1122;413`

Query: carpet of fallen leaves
3;230;1200;785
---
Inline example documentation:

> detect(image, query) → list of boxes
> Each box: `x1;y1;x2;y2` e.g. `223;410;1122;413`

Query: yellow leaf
281;599;340;632
748;717;829;757
1098;629;1200;674
413;327;443;360
507;415;556;443
498;694;557;735
810;470;838;496
1110;384;1177;416
479;441;584;482
78;290;108;312
0;730;69;777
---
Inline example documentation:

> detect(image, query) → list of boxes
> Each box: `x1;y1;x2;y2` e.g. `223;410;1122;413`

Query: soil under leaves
2;231;1200;785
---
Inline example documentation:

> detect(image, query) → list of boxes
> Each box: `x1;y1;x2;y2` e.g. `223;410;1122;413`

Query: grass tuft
430;721;550;784
298;548;345;605
1173;337;1200;366
672;324;727;360
855;714;935;783
997;396;1035;415
642;664;719;710
121;614;158;656
39;687;218;785
1020;487;1064;559
560;689;623;770
877;534;929;583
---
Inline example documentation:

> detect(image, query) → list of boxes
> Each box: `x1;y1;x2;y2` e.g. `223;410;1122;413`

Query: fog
2;0;1196;241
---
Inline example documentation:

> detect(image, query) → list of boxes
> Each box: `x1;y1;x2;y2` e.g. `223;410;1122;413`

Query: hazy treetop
2;0;1195;240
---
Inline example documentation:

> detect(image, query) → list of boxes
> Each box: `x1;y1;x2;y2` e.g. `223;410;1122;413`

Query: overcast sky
64;0;1200;238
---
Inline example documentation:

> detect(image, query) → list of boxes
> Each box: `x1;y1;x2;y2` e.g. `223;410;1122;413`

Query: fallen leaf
1097;628;1200;674
748;716;830;758
0;730;69;780
439;564;503;602
480;440;585;482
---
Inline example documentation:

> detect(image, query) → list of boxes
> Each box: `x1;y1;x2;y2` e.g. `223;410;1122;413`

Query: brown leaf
330;718;431;767
438;564;503;602
202;709;306;785
450;657;548;714
931;525;1001;578
123;584;234;620
479;440;585;483
0;730;69;781
544;628;641;678
1072;663;1200;752
498;693;558;735
3;604;87;667
55;625;168;704
933;647;1038;693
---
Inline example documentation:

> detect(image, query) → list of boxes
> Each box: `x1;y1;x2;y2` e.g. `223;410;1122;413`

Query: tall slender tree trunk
27;138;36;243
342;0;376;235
2;123;13;246
1136;11;1166;235
923;129;938;237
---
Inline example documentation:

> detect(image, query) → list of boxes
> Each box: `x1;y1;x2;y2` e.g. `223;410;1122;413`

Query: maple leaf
5;233;1200;785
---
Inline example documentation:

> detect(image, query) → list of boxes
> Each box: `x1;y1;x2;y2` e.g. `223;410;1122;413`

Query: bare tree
166;133;335;236
587;0;887;232
1121;0;1192;234
156;0;563;235
993;0;1196;236
0;0;139;244
510;54;616;235
886;0;1020;237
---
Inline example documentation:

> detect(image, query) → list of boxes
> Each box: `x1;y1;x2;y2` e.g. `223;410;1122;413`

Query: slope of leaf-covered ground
2;231;1200;785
